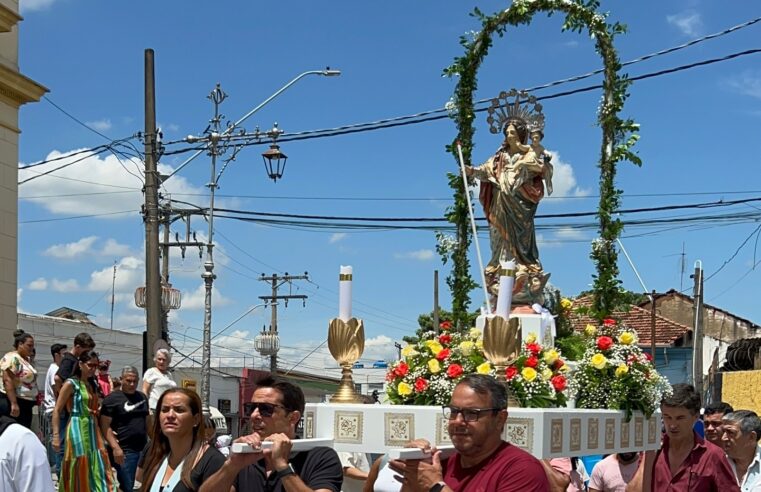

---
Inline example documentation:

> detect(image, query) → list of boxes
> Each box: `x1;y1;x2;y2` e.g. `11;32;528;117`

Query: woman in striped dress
52;350;118;492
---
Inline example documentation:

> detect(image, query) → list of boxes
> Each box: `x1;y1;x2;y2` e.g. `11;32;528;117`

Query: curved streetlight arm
168;68;340;181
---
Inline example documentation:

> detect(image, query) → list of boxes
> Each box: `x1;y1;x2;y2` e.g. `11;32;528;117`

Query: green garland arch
443;0;641;327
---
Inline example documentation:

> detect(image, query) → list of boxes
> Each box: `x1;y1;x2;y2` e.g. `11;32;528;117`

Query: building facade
0;0;46;343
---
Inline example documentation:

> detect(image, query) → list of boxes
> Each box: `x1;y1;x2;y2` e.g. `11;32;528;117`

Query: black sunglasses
442;405;501;422
244;401;288;417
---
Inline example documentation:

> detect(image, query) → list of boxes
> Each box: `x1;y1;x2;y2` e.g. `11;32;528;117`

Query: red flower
438;334;452;344
505;366;518;380
644;352;653;362
414;377;428;392
436;348;451;361
385;370;396;382
553;359;565;371
524;356;539;368
526;343;541;356
603;318;616;327
439;320;452;331
394;362;409;378
551;375;567;392
596;336;614;351
446;364;464;379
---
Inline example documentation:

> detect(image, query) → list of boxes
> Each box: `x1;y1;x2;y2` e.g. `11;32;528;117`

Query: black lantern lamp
262;143;287;182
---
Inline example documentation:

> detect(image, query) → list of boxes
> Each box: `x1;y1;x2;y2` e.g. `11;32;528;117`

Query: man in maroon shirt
626;383;740;492
391;374;550;492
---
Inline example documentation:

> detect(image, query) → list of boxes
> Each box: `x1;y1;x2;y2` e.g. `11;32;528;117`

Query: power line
43;96;115;141
19;210;136;224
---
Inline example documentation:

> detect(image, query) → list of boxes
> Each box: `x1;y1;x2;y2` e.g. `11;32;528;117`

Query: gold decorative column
328;317;365;403
483;316;522;406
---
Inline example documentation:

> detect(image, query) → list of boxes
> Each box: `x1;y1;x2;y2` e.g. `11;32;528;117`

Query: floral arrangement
385;322;492;405
569;319;672;419
505;334;569;408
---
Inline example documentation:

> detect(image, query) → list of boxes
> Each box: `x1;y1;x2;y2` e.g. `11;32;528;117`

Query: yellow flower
525;332;538;344
585;324;597;336
476;362;492;374
615;363;629;377
560;298;573;310
475;339;484;350
618;331;635;345
459;340;475;355
397;382;412;396
401;345;418;358
591;353;607;370
559;363;570;373
542;368;553;380
428;359;441;373
424;340;443;355
543;349;559;365
521;367;537;381
469;328;481;338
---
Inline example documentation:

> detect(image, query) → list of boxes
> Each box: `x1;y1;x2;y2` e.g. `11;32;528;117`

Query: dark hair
455;374;508;410
50;343;67;357
502;119;529;145
723;410;761;442
661;383;701;415
12;329;33;349
254;375;305;415
141;389;205;491
72;350;99;379
704;401;733;416
73;332;95;349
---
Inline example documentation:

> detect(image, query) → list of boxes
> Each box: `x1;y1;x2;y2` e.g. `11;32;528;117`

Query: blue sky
16;1;761;372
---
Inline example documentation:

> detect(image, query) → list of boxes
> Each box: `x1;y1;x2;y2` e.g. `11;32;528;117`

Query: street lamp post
189;69;340;415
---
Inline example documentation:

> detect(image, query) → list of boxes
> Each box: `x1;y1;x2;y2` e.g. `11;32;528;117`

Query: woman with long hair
52;350;118;492
140;388;225;492
0;329;38;428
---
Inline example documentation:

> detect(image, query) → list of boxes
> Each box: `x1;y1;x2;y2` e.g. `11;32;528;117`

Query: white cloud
87;256;144;293
329;233;347;244
666;10;702;37
51;278;80;292
19;149;206;218
100;239;133;257
180;284;232;310
555;227;587;242
546;150;589;198
726;70;761;100
20;0;57;12
28;278;48;290
85;119;112;132
394;249;435;261
43;236;98;259
17;288;22;304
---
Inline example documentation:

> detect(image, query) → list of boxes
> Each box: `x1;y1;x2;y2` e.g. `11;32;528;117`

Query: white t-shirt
588;454;639;492
142;367;177;410
0;422;56;491
43;362;58;414
338;452;370;492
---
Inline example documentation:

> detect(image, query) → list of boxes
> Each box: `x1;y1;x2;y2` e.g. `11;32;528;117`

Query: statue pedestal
303;403;661;459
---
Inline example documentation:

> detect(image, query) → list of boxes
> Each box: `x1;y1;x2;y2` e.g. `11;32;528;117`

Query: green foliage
442;0;640;325
554;334;587;361
404;310;479;345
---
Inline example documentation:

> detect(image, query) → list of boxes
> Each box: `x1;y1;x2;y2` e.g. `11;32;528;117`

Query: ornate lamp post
184;69;341;415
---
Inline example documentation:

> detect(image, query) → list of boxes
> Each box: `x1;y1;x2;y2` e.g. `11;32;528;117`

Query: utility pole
258;273;308;373
143;48;163;374
650;289;656;363
692;261;704;399
110;262;117;330
161;205;170;340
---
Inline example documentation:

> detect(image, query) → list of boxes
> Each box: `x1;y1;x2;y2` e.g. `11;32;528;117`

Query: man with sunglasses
391;374;549;491
199;375;343;492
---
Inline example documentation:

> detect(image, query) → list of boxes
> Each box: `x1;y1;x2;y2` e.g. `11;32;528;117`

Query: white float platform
303;403;661;459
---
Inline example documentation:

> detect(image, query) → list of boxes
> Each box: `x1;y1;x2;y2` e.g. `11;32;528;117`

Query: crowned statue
465;90;553;308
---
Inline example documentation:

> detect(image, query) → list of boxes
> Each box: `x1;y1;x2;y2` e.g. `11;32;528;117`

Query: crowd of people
2;327;761;492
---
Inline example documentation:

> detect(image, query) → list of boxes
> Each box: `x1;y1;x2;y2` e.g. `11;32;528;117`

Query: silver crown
486;89;545;135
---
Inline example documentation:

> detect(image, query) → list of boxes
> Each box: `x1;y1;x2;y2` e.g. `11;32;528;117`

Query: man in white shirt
338;451;370;492
42;343;66;475
0;416;56;492
722;410;761;492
